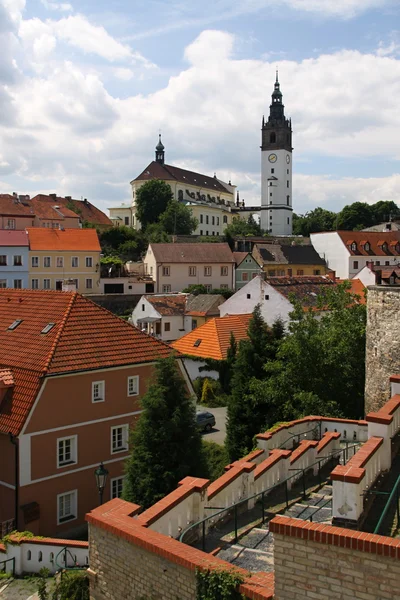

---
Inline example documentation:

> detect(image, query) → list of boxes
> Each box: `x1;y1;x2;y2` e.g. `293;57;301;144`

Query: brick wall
89;526;196;600
271;516;400;600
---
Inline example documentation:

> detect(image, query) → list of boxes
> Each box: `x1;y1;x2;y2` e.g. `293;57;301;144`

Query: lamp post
94;462;109;506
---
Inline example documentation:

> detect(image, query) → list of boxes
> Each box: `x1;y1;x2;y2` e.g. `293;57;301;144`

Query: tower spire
155;134;165;165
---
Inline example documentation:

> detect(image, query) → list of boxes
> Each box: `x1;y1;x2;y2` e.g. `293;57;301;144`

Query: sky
1;0;400;217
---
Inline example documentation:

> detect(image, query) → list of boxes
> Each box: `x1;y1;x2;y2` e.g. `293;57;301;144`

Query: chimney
366;261;375;271
12;192;17;197
49;193;57;199
65;196;72;201
83;198;88;205
326;270;336;281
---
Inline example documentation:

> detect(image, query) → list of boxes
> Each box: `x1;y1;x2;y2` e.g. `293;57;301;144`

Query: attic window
41;323;55;334
350;242;357;252
364;242;370;252
8;319;23;331
193;339;202;347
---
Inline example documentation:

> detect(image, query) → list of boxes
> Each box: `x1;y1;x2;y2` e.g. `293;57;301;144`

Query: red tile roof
27;228;101;251
0;195;80;221
171;314;251;360
32;195;112;227
0;369;14;386
0;230;29;246
0;289;172;435
145;294;186;316
133;161;232;195
149;243;234;263
336;231;400;256
336;278;366;304
0;194;35;217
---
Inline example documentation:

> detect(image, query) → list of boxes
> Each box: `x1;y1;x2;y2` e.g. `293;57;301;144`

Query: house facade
27;228;101;293
143;243;235;293
252;242;328;277
0;231;29;289
218;275;337;326
108;203;135;228
233;252;262;289
310;231;400;279
132;294;189;342
129;137;236;234
0;289;173;537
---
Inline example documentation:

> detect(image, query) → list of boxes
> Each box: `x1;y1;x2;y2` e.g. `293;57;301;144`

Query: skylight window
41;323;56;334
8;319;23;331
193;339;202;347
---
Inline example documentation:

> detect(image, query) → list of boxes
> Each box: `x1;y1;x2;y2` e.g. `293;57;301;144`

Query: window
72;279;78;289
164;322;171;332
86;257;93;268
7;219;15;229
8;319;22;330
200;214;203;224
111;477;124;499
43;279;51;289
270;192;272;197
111;425;129;454
353;261;358;269
246;293;251;299
220;284;228;290
162;266;170;276
86;278;93;289
351;242;357;252
92;381;105;403
382;243;388;252
142;303;145;311
41;322;55;334
44;257;51;268
191;319;197;330
57;490;77;524
268;270;276;276
313;270;321;275
271;168;274;174
13;279;22;289
200;230;203;235
204;266;212;276
287;269;292;276
206;215;209;224
385;261;390;266
57;436;77;468
193;339;202;347
13;255;22;266
204;284;212;292
278;270;285;276
297;270;304;276
364;242;370;251
127;375;139;396
212;216;215;225
265;294;269;300
242;272;249;281
221;266;228;276
223;216;228;224
0;256;7;266
287;218;290;225
189;266;196;276
178;190;183;201
56;257;63;268
217;217;220;226
71;257;79;268
375;260;380;266
31;256;39;268
162;284;171;293
287;196;290;205
287;181;289;188
31;279;39;289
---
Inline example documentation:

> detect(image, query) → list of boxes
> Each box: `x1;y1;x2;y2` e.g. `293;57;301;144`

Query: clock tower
261;72;293;235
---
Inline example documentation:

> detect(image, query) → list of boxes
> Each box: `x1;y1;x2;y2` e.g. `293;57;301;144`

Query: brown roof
27;227;101;251
334;231;400;256
266;276;337;306
232;252;249;266
185;294;225;316
145;294;186;316
149;243;234;263
32;195;112;227
0;289;172;435
0;194;36;217
133;161;231;195
171;314;251;360
0;230;29;246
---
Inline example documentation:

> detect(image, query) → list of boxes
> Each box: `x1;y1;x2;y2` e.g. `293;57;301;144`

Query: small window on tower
271;168;274;174
270;133;276;144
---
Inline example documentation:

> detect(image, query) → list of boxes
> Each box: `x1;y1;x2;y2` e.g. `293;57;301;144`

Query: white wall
99;278;148;294
183;359;218;382
310;232;350;278
348;255;398;278
2;541;88;575
354;266;376;287
131;296;188;341
218;276;292;326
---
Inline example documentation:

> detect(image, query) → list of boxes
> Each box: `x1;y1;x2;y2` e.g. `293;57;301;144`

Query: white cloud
113;67;134;81
40;0;72;12
281;0;388;18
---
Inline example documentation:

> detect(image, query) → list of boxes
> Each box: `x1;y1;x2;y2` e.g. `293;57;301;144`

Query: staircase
216;483;333;572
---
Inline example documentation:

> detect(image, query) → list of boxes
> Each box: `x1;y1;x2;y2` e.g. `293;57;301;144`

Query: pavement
197;405;227;446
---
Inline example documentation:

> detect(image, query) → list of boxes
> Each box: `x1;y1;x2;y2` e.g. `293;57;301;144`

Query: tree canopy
158;199;198;235
135;179;174;230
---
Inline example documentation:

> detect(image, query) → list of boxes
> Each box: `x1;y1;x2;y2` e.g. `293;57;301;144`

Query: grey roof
185;294;225;316
255;243;326;266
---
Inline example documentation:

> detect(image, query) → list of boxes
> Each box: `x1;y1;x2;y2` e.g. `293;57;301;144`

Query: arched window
343;430;347;439
38;551;43;563
178;189;183;201
364;242;370;252
27;550;31;561
382;242;388;252
270;132;276;144
351;242;357;252
50;553;54;563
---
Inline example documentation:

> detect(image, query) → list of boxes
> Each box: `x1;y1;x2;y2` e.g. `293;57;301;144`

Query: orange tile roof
26;227;101;251
335;231;400;256
336;278;366;304
171;314;251;360
32;195;112;227
0;289;172;435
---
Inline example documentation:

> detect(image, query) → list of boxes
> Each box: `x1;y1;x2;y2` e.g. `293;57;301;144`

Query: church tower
261;73;293;235
155;134;165;165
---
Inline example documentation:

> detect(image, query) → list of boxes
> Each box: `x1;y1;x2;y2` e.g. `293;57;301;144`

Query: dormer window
382;242;388;252
351;242;357;252
364;242;370;252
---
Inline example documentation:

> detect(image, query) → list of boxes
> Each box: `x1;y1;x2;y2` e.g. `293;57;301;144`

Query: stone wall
365;286;400;413
89;526;196;600
271;516;400;600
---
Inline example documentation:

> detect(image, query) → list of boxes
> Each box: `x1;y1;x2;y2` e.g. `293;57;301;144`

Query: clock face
268;153;277;163
286;154;291;164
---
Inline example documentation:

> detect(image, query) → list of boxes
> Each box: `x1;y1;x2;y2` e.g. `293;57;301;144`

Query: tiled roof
334;231;400;256
336;278;366;304
133;161;232;194
266;276;336;306
27;228;101;251
171;314;251;360
232;252;250;266
31;199;79;220
255;243;326;266
0;369;14;386
0;195;80;221
0;289;172;434
0;230;29;247
185;294;225;316
145;294;186;316
149;243;234;263
0;194;35;217
32;195;112;227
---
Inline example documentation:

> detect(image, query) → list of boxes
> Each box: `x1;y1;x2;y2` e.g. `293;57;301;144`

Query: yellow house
252;242;328;277
27;228;101;293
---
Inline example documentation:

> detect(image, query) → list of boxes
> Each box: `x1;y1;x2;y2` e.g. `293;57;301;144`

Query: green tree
226;308;284;461
159;200;198;235
293;208;336;236
135;179;174;229
123;355;203;509
370;200;400;224
224;215;263;245
200;332;237;394
335;202;374;230
181;284;234;299
99;226;147;259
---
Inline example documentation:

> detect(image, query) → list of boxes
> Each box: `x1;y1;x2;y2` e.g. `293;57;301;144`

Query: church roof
132;161;232;195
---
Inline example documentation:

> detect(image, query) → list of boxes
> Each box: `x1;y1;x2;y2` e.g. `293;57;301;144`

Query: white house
218;275;336;326
143;243;235;293
131;294;189;342
310;231;400;279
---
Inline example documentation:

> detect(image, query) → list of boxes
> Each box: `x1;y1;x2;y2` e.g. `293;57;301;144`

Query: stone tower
261;72;293;235
365;285;400;413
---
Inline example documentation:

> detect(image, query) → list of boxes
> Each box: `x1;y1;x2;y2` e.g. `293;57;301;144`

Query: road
197;405;227;446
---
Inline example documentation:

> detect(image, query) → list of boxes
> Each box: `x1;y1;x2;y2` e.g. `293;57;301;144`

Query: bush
197;378;229;408
200;441;229;481
52;570;89;600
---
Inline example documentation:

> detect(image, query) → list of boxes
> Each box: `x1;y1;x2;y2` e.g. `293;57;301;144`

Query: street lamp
94;462;109;506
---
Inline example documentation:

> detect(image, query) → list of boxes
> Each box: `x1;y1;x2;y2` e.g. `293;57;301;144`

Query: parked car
196;411;216;432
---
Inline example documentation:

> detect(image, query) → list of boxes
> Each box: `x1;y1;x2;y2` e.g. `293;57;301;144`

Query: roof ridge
42;292;78;374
